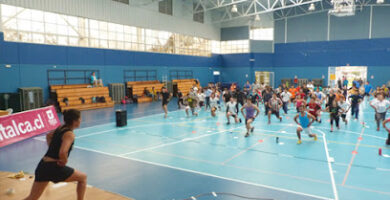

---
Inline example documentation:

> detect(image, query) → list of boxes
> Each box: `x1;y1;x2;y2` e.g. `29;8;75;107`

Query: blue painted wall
0;33;221;101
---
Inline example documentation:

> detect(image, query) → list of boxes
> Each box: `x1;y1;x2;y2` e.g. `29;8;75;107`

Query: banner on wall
0;106;60;148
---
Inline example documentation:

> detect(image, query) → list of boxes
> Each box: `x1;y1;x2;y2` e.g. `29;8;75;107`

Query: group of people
161;80;390;145
24;77;390;200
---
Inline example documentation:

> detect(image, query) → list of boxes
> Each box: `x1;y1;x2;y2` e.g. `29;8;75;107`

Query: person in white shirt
226;97;241;125
197;89;206;108
338;97;350;125
370;93;390;131
314;87;325;104
210;93;219;117
280;88;292;114
193;84;198;93
307;82;314;91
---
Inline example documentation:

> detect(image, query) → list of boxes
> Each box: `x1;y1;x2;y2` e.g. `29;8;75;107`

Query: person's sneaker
280;117;282;122
330;127;333;132
297;140;302;144
251;127;254;133
314;135;318;141
227;122;230;125
245;133;250;137
377;127;380;131
239;118;242;123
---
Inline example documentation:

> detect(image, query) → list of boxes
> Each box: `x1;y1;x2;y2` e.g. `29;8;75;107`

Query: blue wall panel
287;12;328;43
67;47;106;65
329;8;370;41
18;43;68;65
0;64;20;93
274;19;285;44
221;26;249;41
250;40;273;53
372;6;390;39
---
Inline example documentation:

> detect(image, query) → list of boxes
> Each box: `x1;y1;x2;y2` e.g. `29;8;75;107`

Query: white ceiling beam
194;0;250;13
213;0;322;23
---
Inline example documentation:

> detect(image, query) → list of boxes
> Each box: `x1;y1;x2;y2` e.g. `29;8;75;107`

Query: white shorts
298;126;312;135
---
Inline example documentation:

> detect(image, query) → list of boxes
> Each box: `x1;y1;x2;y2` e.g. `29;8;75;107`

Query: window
250;28;274;41
159;0;173;16
220;40;249;54
0;4;221;57
193;3;204;23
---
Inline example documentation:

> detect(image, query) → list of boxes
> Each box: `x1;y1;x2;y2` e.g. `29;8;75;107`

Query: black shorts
199;101;204;107
271;110;280;118
341;114;346;119
162;100;169;106
245;117;255;124
227;112;237;118
364;93;370;97
35;159;74;183
375;112;386;121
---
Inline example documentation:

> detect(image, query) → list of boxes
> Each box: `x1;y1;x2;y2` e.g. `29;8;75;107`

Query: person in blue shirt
353;79;360;89
364;81;373;99
205;87;213;110
343;78;349;88
90;72;97;86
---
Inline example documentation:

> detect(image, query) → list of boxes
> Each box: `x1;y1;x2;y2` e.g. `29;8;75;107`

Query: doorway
255;71;274;88
328;66;367;88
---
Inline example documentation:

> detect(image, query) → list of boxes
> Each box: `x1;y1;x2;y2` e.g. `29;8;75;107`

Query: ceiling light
255;14;261;21
231;4;238;13
377;0;384;4
308;3;315;11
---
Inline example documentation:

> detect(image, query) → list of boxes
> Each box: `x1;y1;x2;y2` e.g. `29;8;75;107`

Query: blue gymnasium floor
1;98;390;200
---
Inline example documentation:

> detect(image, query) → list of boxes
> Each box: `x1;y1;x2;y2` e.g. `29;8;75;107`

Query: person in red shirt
297;88;306;99
294;95;306;113
307;96;322;123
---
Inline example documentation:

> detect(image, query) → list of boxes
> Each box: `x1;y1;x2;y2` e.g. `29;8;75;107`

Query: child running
280;88;292;114
325;99;341;132
294;105;318;144
210;93;219;117
307;96;322;123
226;97;241;125
241;98;260;137
267;93;283;124
294;95;306;113
183;94;198;117
338;97;350;125
370;93;390;131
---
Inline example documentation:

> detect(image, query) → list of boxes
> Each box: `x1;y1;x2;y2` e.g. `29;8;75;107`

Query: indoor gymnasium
1;0;390;200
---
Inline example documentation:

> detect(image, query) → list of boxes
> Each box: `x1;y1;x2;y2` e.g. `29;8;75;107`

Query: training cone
379;148;382;156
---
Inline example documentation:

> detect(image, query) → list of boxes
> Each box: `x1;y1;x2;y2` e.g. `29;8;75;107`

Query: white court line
76;109;183;131
119;127;241;156
69;145;333;200
75;121;184;139
315;128;339;200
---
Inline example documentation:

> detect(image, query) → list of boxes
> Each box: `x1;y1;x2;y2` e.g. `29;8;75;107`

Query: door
255;71;274;88
329;66;367;88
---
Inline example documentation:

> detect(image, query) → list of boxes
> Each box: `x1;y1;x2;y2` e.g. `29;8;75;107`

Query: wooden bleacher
172;79;199;95
51;84;114;112
50;84;90;92
126;80;164;103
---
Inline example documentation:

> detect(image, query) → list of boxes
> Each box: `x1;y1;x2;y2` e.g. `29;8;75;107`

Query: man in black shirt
161;87;171;118
263;87;273;116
